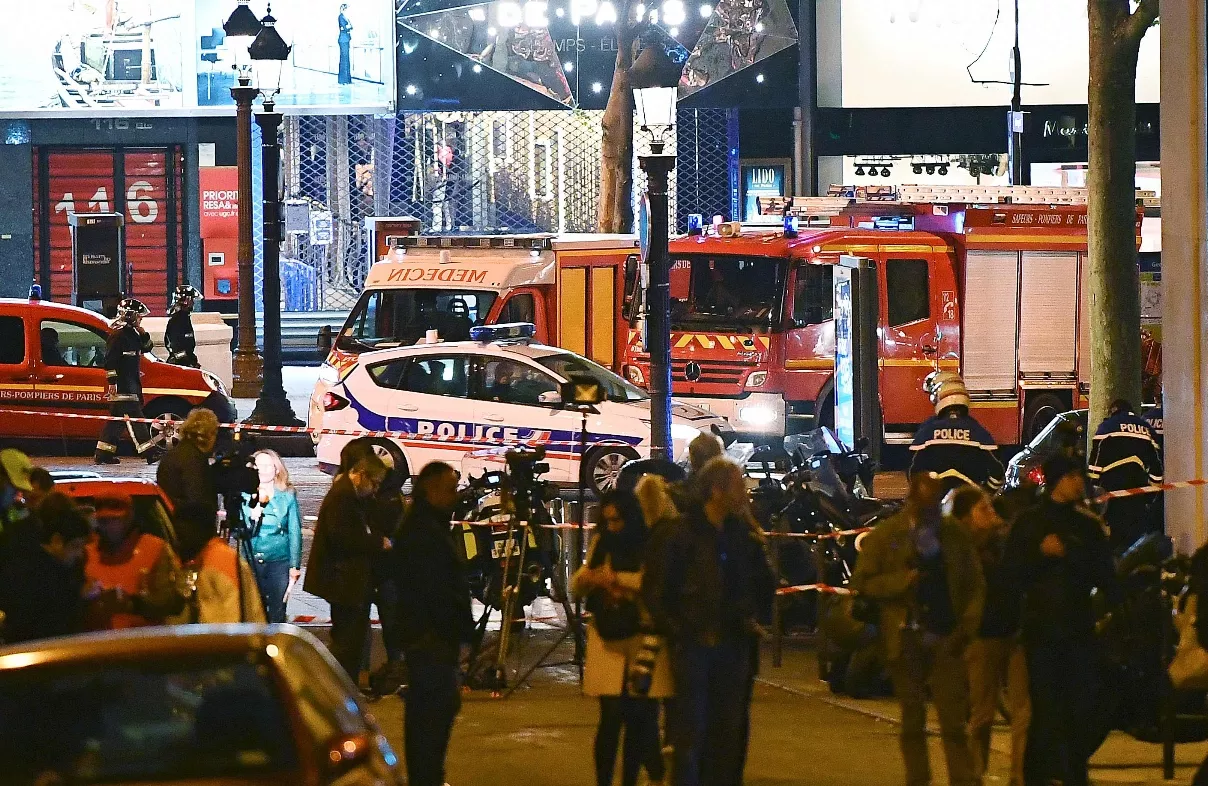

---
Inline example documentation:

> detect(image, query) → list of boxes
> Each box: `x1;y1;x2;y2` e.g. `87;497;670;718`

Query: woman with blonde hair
242;449;303;623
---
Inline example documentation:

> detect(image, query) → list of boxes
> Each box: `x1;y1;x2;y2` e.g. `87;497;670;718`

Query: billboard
0;0;395;115
194;0;395;110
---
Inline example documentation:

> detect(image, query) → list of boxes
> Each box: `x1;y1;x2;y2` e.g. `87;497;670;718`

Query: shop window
0;318;24;365
886;260;930;327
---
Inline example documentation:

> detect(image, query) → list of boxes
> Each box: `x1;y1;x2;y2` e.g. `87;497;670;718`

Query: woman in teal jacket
243;449;303;623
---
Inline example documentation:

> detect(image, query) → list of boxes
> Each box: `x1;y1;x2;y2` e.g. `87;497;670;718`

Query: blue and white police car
312;323;733;494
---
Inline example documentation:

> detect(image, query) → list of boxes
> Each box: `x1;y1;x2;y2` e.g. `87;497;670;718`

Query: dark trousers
404;646;461;786
374;575;403;662
670;640;751;786
329;602;371;684
596;696;665;786
95;399;150;457
1025;638;1097;786
252;558;290;624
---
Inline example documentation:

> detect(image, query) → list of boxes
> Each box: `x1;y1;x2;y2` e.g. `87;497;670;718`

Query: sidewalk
756;645;1208;785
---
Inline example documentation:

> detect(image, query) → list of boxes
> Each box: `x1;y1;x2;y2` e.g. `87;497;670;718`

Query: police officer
1087;398;1163;552
165;285;202;368
1143;390;1164;455
94;298;155;465
909;373;1004;493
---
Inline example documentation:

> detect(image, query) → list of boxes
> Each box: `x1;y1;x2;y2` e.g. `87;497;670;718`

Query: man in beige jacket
851;472;985;786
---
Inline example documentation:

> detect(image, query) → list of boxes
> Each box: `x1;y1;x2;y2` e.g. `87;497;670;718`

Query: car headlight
738;405;778;426
746;370;768;389
202;371;227;396
671;423;701;442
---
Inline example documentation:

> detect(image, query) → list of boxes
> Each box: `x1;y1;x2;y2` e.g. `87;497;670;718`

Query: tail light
1026;465;1046;486
323;392;349;412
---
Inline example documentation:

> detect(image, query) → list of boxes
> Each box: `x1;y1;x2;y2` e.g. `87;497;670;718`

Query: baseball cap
0;449;34;493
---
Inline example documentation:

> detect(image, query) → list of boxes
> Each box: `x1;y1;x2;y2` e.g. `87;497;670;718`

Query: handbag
1169;594;1208;690
587;591;641;641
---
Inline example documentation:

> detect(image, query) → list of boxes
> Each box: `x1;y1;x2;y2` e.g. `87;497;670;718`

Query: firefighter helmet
169;284;202;314
923;371;962;402
934;379;971;415
114;298;150;326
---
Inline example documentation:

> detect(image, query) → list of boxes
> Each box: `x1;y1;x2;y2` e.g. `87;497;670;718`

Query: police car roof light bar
469;322;538;342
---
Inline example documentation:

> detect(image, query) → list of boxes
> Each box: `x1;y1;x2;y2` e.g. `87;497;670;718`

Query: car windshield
341;288;498;350
534;352;648;403
669;254;787;327
0;654;298;782
1030;411;1087;453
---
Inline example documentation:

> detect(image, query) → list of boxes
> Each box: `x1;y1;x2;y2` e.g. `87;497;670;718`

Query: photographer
305;453;391;682
172;502;265;625
575;489;670;786
157;409;219;512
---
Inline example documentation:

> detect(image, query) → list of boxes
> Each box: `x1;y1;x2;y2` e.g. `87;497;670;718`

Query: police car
311;323;733;495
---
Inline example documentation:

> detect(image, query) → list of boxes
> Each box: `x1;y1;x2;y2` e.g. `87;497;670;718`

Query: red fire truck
620;184;1145;447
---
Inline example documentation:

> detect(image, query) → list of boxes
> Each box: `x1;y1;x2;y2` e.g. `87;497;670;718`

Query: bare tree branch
1125;0;1159;44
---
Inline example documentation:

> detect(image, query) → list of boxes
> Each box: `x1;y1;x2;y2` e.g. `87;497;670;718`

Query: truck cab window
886;259;930;327
341;289;498;349
0;317;25;365
792;264;833;326
498;294;536;324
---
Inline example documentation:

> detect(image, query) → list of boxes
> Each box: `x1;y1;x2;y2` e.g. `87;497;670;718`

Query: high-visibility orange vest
84;532;169;630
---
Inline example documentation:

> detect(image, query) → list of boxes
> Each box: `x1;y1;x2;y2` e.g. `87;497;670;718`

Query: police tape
0;407;602;450
1093;478;1208;503
776;583;853;596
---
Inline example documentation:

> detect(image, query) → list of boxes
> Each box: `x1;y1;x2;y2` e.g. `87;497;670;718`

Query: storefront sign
740;160;788;224
199;167;239;239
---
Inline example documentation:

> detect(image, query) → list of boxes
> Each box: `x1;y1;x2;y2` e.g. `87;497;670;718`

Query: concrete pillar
0;139;35;297
1160;0;1208;553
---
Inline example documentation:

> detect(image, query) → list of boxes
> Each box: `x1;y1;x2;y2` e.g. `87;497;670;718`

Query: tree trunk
599;2;637;233
1087;0;1155;434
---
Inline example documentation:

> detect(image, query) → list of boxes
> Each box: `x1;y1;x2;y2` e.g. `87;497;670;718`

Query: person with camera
305;453;391;682
241;449;303;624
850;472;984;786
575;489;671;786
0;492;91;644
647;457;773;786
393;461;474;786
157;408;220;512
1005;456;1120;786
172;502;265;624
82;493;185;631
94;298;158;465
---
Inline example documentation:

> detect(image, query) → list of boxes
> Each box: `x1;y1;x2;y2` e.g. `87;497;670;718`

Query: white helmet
934;380;971;415
924;371;963;403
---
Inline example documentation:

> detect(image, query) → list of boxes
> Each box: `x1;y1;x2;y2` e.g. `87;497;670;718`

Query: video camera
212;433;260;539
505;445;549;514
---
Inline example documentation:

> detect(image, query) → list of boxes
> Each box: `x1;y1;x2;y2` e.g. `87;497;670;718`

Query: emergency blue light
469;322;537;342
28;284;41;301
687;214;703;236
783;215;800;238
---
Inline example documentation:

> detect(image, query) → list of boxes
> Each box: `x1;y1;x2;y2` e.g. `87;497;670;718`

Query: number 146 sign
54;182;160;224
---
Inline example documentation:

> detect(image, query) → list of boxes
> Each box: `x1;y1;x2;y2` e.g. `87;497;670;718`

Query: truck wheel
144;398;190;451
1023;392;1065;443
583;446;639;497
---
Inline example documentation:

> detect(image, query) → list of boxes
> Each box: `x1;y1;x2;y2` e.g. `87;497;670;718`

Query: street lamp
226;2;264;399
246;7;300;426
634;85;677;460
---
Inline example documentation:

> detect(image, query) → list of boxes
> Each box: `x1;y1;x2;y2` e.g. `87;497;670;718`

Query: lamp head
633;85;677;147
250;5;292;97
224;0;264;37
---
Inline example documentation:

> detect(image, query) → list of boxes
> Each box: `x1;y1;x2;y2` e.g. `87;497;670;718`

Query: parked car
54;476;177;548
311;322;733;495
0;625;404;784
0;297;235;448
1004;406;1159;489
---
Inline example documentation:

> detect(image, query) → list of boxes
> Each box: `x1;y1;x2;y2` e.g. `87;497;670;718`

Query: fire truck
620;184;1146;447
312;217;638;433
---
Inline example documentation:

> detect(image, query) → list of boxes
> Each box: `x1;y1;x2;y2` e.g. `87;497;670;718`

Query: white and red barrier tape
1093;478;1207;503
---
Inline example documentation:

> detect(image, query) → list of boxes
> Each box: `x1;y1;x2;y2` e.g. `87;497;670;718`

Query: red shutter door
40;147;178;314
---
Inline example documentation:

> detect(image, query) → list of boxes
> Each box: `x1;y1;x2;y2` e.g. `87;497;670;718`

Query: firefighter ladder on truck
755;183;1148;446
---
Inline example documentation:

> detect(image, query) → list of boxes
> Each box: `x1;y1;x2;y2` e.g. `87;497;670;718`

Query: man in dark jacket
156;408;219;512
0;497;90;644
95;298;156;464
1006;455;1120;786
164;285;202;367
647;457;774;786
909;375;1004;493
1088;398;1163;551
394;461;472;786
304;453;390;682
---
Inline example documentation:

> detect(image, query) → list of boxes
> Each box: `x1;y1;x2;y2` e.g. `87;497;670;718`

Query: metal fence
280;108;736;312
